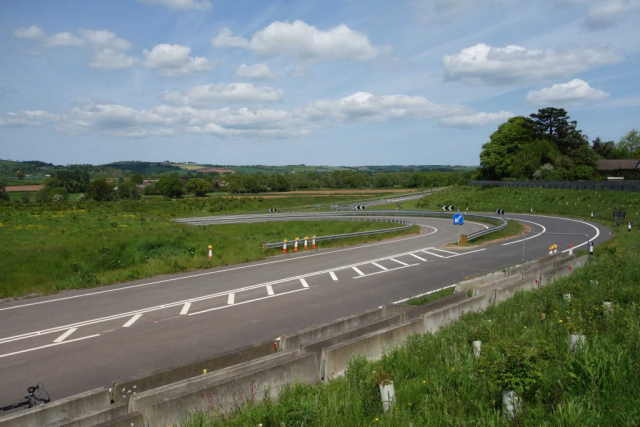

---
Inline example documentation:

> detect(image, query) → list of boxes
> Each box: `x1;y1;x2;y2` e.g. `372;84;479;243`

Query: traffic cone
283;239;288;254
312;236;316;249
208;245;213;259
549;246;553;256
304;236;308;250
569;244;573;256
294;237;299;252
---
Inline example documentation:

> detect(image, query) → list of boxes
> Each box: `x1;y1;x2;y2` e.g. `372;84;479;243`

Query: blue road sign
453;213;464;225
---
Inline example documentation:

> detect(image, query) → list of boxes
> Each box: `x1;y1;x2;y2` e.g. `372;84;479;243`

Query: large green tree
479;116;535;179
185;178;210;196
157;177;183;198
530;108;589;158
618;129;640;156
86;179;115;201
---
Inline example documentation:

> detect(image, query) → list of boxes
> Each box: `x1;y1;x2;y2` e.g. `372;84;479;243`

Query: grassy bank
0;198;418;298
183;228;640;426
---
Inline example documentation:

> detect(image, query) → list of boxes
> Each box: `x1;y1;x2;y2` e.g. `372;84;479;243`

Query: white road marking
353;264;418;279
429;248;459;256
409;253;427;262
502;219;546;246
266;285;274;296
53;328;77;343
0;226;440;313
352;267;365;276
391;258;409;266
372;262;389;271
329;272;339;282
227;294;235;305
0;335;100;359
180;302;191;315
421;250;446;258
122;314;142;328
189;288;308;316
299;278;309;288
393;284;457;304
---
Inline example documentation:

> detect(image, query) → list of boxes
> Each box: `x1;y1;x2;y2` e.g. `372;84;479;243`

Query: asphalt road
0;212;610;406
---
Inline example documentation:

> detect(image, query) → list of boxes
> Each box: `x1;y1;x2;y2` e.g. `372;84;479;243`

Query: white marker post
589;241;594;257
591;211;594;219
629;222;632;232
208;245;213;259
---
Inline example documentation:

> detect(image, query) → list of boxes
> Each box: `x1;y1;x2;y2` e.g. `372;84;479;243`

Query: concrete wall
398;292;468;321
320;319;424;381
130;353;319;427
111;340;274;403
422;295;488;334
494;278;538;304
540;256;588;287
0;388;110;427
56;403;127;427
92;412;144;427
278;305;407;351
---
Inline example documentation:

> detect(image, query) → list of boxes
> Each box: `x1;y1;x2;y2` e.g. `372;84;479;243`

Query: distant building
597;159;640;170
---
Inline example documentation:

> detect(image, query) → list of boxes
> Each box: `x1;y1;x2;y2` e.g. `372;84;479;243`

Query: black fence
469;180;640;192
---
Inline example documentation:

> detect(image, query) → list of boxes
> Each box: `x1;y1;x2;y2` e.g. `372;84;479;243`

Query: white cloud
43;32;85;48
525;79;610;105
0;110;60;127
136;0;212;11
439;111;514;128
163;83;283;106
443;43;621;85
141;44;214;77
235;63;276;80
13;25;44;40
89;49;136;70
211;20;390;62
583;0;640;30
79;29;132;51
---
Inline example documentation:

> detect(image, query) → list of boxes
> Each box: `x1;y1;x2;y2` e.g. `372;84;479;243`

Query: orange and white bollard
304;236;308;250
553;244;557;254
312;235;316;249
549;245;553;256
208;245;213;259
283;239;288;254
569;244;573;256
294;237;299;251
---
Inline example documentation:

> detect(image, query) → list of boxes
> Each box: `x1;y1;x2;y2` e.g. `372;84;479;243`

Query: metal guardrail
176;210;509;248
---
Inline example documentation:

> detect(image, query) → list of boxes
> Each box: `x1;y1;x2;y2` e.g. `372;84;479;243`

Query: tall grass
181;225;640;426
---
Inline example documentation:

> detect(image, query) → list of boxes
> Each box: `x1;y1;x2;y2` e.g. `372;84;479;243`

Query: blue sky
0;0;638;166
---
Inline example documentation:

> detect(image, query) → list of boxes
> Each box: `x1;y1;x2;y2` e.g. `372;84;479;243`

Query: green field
182;189;640;426
0;197;418;298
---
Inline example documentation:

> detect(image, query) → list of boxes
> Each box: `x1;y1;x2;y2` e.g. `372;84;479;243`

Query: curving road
0;212;610;405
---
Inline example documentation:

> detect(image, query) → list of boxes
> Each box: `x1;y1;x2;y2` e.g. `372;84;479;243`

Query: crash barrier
2;254;588;426
176;210;508;249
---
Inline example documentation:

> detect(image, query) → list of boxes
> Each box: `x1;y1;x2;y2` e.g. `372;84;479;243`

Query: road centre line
0;245;484;346
372;262;389;271
189;288;308;316
0;225;439;313
180;303;191;315
353;264;418;279
391;258;409;266
0;335;100;359
122;314;142;328
53;328;77;343
352;267;365;276
409;253;427;262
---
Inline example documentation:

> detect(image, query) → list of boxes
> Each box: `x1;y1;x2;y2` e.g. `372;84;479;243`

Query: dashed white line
352;267;365;276
227;294;235;305
122;314;142;328
53;328;77;343
189;288;308;316
421;250;446;258
180;302;191;315
0;334;101;359
266;285;274;296
299;278;309;288
409;253;427;262
429;248;459;256
390;258;409;266
329;272;339;282
353;264;418;279
372;262;389;271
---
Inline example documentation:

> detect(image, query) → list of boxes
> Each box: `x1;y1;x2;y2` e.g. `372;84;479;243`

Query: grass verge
406;286;456;306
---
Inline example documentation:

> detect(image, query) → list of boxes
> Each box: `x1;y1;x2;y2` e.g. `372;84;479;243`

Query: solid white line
409;253;427;262
371;262;389;271
512;214;601;252
299;278;309;288
189;288;308;316
266;285;274;296
329;272;338;282
421;250;446;258
122;314;142;328
352;267;365;276
393;284;457;304
429;248;459;256
53;328;77;343
502;219;546;246
0;335;100;359
227;294;235;305
390;258;409;266
180;302;191;315
0;225;440;313
353;264;418;279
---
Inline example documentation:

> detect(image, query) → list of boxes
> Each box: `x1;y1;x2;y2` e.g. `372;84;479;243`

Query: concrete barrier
91;412;144;427
494;277;538;304
398;292;468;321
320;319;424;381
130;353;318;427
0;388;110;427
422;295;488;333
278;305;406;351
540;256;588;287
457;274;522;295
55;403;127;427
301;315;403;367
111;340;274;403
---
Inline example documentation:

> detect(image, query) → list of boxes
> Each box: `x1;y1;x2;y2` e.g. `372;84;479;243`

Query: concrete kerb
422;295;489;334
320;319;424;381
111;340;274;404
0;388;111;427
278;305;407;352
90;412;144;427
398;292;468;322
130;353;319;427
